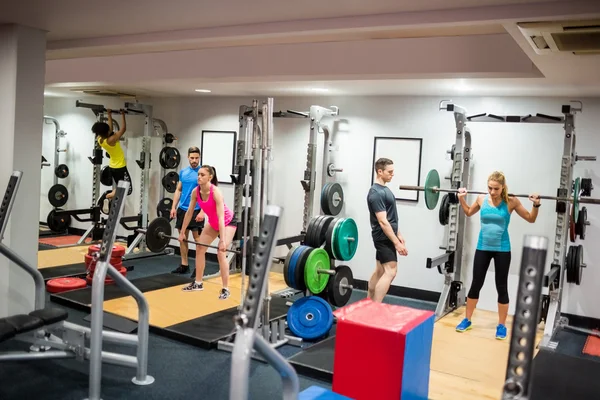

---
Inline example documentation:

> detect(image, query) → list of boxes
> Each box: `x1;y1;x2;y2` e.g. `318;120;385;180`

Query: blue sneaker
455;318;472;332
496;324;507;340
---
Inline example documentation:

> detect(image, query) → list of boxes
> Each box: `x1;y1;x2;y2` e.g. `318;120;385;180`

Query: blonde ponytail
488;171;509;204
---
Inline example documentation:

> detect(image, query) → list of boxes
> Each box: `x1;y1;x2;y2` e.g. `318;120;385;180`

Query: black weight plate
316;215;335;248
306;216;324;247
54;164;69;179
321;183;344;216
165;133;175;144
327;265;353;307
157;198;173;219
294;246;312;291
161;171;179;193
566;245;575;284
575;245;583;285
46;209;71;232
100;166;113;186
145;217;173;253
439;194;449;225
48;184;69;208
577;207;587;240
160;147;181;169
324;217;341;258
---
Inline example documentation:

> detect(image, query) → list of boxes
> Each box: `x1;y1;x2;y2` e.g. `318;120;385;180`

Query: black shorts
110;166;132;195
374;238;397;264
175;207;204;232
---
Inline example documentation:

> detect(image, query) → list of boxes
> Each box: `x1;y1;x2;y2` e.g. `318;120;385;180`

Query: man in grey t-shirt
366;157;408;302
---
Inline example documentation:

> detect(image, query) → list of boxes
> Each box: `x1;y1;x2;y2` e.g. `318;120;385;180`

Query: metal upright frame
43;116;67;192
434;101;595;349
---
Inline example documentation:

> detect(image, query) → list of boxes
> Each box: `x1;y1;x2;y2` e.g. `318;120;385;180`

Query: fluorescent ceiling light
195;89;211;93
310;88;329;92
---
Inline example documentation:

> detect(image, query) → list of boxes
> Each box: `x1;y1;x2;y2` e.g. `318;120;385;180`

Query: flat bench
0;307;68;343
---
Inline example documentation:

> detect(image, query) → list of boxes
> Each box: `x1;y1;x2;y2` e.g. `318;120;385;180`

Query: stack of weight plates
85;244;128;286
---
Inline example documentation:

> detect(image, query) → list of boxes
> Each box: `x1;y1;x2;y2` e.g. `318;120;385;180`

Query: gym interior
2;2;600;399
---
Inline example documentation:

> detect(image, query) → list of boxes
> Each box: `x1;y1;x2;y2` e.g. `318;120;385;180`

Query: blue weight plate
293;245;312;291
288;246;304;290
283;246;300;288
287;295;334;340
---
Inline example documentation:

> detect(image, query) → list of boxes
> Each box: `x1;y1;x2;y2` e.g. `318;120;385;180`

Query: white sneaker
102;198;110;214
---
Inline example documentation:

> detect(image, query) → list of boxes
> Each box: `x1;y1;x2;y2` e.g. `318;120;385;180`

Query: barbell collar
340;284;353;290
318;269;336;276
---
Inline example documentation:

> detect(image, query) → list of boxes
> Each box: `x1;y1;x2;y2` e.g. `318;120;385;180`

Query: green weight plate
573;177;580;222
424;169;440;210
304;248;331;294
333;218;358;261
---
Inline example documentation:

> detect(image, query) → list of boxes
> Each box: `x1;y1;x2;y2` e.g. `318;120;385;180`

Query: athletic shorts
110;166;133;195
373;238;397;264
175;207;204;232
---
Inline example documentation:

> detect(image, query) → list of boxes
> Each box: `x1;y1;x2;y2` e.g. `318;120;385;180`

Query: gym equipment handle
136;228;242;255
399;185;600;205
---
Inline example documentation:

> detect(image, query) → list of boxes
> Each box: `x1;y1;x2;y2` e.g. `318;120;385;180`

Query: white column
0;24;46;317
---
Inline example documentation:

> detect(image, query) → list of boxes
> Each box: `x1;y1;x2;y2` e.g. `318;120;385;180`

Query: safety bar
229;205;300;400
88;180;154;400
62;321;139;347
502;235;549;400
426;251;455;275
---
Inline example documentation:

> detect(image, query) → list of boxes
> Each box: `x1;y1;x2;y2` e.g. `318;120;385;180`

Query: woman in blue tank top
454;171;541;340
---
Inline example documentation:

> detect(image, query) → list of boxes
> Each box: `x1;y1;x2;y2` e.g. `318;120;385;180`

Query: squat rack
429;101;595;336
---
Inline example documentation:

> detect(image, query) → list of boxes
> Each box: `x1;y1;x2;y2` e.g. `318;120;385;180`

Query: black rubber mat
50;273;193;310
40;263;87;281
161;295;290;349
83;311;138;333
531;346;600;400
288;335;336;382
38;243;56;251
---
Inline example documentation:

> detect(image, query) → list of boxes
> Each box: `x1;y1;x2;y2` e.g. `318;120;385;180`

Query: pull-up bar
76;100;144;116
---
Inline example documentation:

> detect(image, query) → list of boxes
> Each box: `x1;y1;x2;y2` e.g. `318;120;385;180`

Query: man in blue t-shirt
170;146;203;275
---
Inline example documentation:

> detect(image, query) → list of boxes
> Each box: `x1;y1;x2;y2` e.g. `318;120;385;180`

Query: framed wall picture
371;136;423;202
200;130;237;184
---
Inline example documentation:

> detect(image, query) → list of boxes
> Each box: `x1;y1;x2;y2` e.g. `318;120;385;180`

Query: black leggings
467;250;511;304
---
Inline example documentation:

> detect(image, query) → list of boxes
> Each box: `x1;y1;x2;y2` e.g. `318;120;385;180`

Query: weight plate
324;217;342;259
157;198;174;219
316;216;335;248
333;218;358;261
286;295;334;340
566;245;575;284
305;216;324;247
46;209;71;232
100;166;113;186
573;177;580;222
327;265;354;307
288;245;305;290
145;217;173;253
575;245;583;285
284;246;300;288
439;194;450;226
159;147;181;169
295;246;312;292
48;184;69;208
161;171;179;193
424;169;440;210
165;133;175;144
321;182;344;216
577;206;587;240
304;248;331;294
569;219;576;243
54;164;69;179
97;190;113;215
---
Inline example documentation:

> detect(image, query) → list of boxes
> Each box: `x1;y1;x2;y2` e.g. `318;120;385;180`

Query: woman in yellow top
92;109;131;212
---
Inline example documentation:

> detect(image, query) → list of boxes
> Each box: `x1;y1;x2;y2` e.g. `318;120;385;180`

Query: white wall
148;95;600;320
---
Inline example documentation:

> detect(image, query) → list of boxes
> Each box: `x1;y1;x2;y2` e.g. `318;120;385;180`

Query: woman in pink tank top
179;165;237;300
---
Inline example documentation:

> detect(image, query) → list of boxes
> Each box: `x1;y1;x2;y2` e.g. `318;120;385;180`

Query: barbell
400;169;599;218
137;217;241;255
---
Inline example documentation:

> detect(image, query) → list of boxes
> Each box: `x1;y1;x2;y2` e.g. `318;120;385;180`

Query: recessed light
195;89;211;93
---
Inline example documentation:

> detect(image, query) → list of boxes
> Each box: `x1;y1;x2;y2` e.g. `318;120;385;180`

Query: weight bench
0;172;154;399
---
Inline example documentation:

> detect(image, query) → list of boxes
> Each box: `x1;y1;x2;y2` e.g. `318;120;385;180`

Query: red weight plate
87;244;126;257
86;266;127;286
88;262;123;274
46;277;87;294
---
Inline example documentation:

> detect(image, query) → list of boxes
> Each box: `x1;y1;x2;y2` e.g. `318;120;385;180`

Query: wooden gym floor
428;307;544;400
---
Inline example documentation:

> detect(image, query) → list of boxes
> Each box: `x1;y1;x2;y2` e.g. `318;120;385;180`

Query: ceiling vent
517;19;600;55
69;88;137;98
